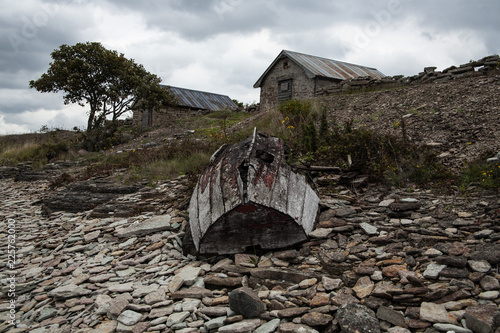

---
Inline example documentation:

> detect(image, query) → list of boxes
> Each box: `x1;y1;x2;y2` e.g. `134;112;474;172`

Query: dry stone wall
317;55;500;95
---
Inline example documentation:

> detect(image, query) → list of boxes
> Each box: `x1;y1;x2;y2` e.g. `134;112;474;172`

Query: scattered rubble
318;62;500;171
1;172;499;333
317;55;500;95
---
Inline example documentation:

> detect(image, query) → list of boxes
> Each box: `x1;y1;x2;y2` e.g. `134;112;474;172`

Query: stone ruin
316;55;500;95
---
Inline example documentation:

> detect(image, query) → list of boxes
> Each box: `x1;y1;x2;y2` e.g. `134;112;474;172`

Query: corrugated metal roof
163;85;238;111
254;50;385;88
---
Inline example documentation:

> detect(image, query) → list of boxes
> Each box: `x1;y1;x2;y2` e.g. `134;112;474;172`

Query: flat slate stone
117;310;142;326
47;284;92;300
115;215;172;238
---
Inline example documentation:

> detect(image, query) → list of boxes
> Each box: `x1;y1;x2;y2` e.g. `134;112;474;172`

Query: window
278;79;292;102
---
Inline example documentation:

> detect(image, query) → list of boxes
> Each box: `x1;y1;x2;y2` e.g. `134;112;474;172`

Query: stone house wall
132;105;204;128
257;54;500;112
259;57;316;112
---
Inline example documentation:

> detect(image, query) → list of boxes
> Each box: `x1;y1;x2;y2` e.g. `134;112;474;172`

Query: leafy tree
29;42;176;150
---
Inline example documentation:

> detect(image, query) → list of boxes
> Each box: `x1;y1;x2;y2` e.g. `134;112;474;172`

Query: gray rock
439;267;469;278
464;304;500;333
84;230;101;242
47;284;91;300
322;276;343;291
115;215;172;238
419;302;457;324
254;318;281;333
108;282;134;293
479;290;499;300
229;287;266;319
435;256;468;268
132;283;159;297
118;237;137;248
171;286;213;299
107;297;130;319
433;323;472;333
479;276;500;291
360;222;378;235
309;228;332;238
38;307;57;321
176;266;202;286
199;306;230;317
376;306;406;327
471;244;500;264
166;311;190;327
423;263;446;279
94;294;112;314
379;199;395;207
301;312;333;327
219;319;262;333
144;288;166;305
336;303;380;333
278;322;319;333
335;207;357;217
117;310;143;326
24;266;45;279
387;328;411;333
205;316;227;330
468;260;492;273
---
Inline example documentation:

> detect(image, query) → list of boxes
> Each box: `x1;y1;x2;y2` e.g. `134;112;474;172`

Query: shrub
460;154;500;190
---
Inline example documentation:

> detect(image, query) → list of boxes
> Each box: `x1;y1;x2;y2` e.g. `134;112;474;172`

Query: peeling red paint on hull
189;129;320;255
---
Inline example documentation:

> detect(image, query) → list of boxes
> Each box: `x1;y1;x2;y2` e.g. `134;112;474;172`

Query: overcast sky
1;0;499;135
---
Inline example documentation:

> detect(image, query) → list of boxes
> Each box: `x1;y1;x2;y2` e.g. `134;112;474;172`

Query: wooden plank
269;165;290;215
248;158;270;206
188;182;201;249
221;160;242;213
286;171;306;223
210;160;224;225
197;173;212;237
301;185;320;234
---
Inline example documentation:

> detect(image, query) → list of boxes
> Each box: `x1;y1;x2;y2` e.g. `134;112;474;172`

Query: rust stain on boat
189;128;320;255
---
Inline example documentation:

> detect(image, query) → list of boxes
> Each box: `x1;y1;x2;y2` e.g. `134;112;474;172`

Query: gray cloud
0;0;499;134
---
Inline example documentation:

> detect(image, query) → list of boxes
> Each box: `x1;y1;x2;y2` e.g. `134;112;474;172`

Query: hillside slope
318;72;500;169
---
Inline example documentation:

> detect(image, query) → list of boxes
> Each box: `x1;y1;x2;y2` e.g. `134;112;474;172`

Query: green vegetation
119;140;213;185
0;130;76;168
0;110;251;185
459;153;500;191
271;99;498;192
0;100;498;193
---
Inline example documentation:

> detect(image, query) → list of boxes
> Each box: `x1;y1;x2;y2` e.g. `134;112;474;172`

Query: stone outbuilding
134;85;238;127
253;50;386;111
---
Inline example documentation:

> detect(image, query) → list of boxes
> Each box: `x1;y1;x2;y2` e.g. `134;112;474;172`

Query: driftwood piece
189;129;320;255
293;165;343;173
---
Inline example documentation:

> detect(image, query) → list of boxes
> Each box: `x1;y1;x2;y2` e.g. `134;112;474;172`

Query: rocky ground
1;169;499;333
320;71;500;171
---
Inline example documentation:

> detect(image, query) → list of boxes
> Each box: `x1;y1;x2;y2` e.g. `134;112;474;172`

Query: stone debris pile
0;175;499;333
316;55;500;95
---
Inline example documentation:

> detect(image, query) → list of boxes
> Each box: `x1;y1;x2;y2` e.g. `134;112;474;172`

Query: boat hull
189;130;319;255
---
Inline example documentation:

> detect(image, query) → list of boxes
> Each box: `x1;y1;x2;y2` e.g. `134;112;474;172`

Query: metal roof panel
254;50;385;87
163;86;238;110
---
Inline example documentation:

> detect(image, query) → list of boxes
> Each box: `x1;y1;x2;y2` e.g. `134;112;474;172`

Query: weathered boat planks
189;129;320;255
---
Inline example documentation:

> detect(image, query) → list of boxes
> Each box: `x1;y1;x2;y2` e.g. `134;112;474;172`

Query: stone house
253;50;386;111
133;85;238;127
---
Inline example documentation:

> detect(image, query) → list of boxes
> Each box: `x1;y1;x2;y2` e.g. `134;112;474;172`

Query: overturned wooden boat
189;129;320;255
